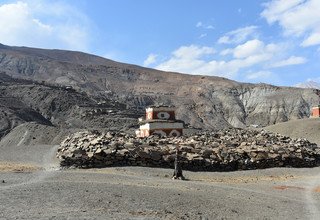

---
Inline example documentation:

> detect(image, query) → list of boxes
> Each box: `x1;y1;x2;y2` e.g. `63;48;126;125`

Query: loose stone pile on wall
57;128;320;171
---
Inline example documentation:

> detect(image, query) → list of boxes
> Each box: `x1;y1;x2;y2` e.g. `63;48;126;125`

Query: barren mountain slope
0;73;51;138
0;72;142;139
1;44;319;129
264;118;320;145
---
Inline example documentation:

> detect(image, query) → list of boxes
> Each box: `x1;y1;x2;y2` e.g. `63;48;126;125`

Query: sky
0;0;319;86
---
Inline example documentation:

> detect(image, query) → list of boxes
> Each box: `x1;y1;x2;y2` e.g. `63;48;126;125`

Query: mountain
0;72;142;139
295;81;320;89
0;44;320;133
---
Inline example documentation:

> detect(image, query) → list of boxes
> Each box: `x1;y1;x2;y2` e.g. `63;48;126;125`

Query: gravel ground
1;143;320;219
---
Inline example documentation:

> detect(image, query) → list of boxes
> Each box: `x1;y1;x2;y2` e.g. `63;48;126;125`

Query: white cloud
301;32;320;47
261;0;320;47
155;43;277;78
218;36;230;44
222;39;280;61
270;56;307;68
0;1;91;51
233;39;264;58
199;33;207;39
217;26;258;44
246;71;273;80
220;48;233;56
196;21;214;29
156;45;212;75
172;45;215;59
196;22;203;28
261;0;304;24
143;53;158;66
155;45;216;75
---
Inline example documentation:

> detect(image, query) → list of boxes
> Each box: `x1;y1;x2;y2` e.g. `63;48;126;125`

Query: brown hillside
264;118;320;145
0;44;320;131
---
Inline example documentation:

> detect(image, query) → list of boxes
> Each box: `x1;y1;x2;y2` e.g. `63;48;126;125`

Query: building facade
136;106;184;137
311;105;320;118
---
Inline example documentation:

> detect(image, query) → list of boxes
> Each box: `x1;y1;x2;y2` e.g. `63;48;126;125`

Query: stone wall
57;128;320;171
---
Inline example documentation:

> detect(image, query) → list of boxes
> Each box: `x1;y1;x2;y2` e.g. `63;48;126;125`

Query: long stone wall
57;128;320;171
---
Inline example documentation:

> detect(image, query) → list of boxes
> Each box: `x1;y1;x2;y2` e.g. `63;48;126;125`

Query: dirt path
0;142;320;219
1;166;320;219
0;144;59;191
17;130;28;146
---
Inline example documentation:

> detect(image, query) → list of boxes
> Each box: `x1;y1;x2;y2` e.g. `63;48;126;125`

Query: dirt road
1;144;320;219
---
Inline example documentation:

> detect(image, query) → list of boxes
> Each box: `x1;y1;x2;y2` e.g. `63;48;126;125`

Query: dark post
172;145;184;180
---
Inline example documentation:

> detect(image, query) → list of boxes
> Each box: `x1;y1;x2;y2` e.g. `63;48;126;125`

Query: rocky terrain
2;153;320;219
1;118;320;219
0;43;319;132
0;72;142;139
57;128;320;171
0;73;51;138
0;48;319;220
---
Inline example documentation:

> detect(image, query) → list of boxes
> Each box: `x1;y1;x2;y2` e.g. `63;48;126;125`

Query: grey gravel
1;143;320;219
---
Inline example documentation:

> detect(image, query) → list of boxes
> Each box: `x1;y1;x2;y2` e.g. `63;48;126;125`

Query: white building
136;106;184;137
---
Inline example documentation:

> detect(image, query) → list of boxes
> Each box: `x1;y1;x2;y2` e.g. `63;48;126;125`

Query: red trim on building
146;111;176;120
139;107;184;138
138;128;183;137
150;128;183;136
312;107;320;117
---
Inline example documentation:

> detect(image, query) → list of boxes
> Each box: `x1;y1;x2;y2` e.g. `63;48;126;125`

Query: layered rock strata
1;44;320;130
57;129;320;171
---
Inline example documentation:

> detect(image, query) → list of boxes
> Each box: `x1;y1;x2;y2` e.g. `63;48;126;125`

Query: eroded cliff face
145;84;319;130
211;85;317;128
0;73;142;139
0;44;319;131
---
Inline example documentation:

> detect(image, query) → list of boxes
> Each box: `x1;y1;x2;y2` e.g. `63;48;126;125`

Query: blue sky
0;0;319;86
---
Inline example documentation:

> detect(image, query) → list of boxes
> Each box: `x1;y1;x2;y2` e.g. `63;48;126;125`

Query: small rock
150;151;162;160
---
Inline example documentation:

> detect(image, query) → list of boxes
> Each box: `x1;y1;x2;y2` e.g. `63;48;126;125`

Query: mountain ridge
295;81;320;90
0;44;319;131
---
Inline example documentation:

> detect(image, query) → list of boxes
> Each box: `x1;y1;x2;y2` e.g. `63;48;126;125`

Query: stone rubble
57;128;320;171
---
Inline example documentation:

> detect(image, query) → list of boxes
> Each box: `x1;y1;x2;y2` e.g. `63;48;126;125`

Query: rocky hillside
265;118;320;145
0;73;50;138
1;44;320;130
0;72;142;139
